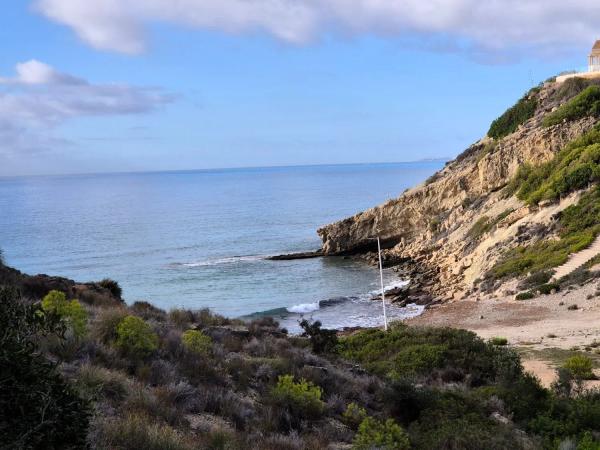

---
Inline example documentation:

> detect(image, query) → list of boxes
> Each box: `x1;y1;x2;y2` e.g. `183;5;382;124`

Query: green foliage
338;323;516;385
552;77;600;103
352;417;410;450
543;86;600;127
490;337;508;346
510;124;600;205
299;319;338;354
115;315;158;358
564;355;595;380
537;282;560;294
99;278;123;299
342;402;368;429
488;92;538;139
489;186;600;280
528;391;600;447
42;290;88;337
271;374;325;419
516;292;536;300
0;287;90;449
181;329;212;355
577;431;600;450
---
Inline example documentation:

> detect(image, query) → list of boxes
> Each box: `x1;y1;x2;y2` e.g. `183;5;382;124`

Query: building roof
591;40;600;56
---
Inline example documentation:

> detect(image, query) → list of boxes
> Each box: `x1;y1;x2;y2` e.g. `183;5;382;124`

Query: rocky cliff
318;78;600;300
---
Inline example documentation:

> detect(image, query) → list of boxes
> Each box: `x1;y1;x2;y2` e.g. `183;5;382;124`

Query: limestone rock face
317;81;598;298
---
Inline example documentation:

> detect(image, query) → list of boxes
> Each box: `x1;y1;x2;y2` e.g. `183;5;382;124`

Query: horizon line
0;158;451;180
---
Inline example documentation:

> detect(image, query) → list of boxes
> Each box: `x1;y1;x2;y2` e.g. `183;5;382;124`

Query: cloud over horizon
0;60;172;154
33;0;600;58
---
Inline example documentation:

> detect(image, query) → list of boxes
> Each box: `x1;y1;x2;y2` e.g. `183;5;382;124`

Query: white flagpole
377;236;388;331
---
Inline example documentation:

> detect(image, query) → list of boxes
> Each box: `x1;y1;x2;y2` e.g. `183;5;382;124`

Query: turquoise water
0;162;443;331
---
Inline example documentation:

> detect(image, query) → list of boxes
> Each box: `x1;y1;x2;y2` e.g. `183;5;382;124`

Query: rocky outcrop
0;263;123;306
318;81;598;300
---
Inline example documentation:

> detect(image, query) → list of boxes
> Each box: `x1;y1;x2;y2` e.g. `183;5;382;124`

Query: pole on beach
376;236;388;331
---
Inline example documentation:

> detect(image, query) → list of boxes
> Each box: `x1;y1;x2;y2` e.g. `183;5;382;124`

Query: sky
0;1;599;176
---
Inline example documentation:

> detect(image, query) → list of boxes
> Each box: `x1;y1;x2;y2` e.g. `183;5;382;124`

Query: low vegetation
488;89;538;139
489;186;600;280
5;267;600;449
543;85;600;127
509;124;600;205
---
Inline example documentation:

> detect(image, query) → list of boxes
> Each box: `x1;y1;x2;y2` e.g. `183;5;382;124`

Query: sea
0;162;444;332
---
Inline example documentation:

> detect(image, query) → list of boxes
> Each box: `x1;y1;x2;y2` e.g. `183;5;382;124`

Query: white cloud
0;60;172;153
33;0;600;57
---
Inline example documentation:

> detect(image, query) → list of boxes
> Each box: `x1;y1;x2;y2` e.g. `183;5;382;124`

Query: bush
352;417;410;450
299;319;338;354
92;414;196;450
76;364;132;402
342;402;368;429
488;91;538;139
543;86;600;127
490;337;508;346
181;329;212;355
92;307;128;344
563;355;595;380
516;292;535;300
115;315;158;358
511;124;600;205
42;290;88;338
271;374;325;419
0;287;90;449
338;323;524;388
537;282;560;295
98;278;123;299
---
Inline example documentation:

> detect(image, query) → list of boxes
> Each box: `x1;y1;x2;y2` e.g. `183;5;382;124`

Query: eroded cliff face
318;81;597;300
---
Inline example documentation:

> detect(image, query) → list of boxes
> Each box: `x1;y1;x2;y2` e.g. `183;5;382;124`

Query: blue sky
0;1;597;176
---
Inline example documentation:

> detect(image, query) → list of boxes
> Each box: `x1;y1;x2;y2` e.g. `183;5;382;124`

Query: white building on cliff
556;40;600;83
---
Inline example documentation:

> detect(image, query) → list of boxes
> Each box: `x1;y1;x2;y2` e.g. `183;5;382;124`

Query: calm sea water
0;162;443;331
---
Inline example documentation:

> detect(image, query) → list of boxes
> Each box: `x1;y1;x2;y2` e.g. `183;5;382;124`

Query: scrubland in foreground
4;267;600;450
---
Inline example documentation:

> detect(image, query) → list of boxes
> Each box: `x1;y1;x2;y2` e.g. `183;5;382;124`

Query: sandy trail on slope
405;281;600;387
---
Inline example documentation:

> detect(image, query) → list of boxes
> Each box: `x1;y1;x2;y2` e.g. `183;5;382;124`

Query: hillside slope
318;78;600;300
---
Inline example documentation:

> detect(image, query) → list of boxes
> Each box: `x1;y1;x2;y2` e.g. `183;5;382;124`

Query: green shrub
537;282;560;295
352;417;410;450
520;270;553;289
181;329;212;355
510;125;600;205
42;290;88;338
0;287;90;449
115;315;158;358
515;292;535;300
563;355;595;380
342;402;368;429
543;86;600;127
338;323;518;386
271;374;325;419
490;337;508;346
488;92;538;139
